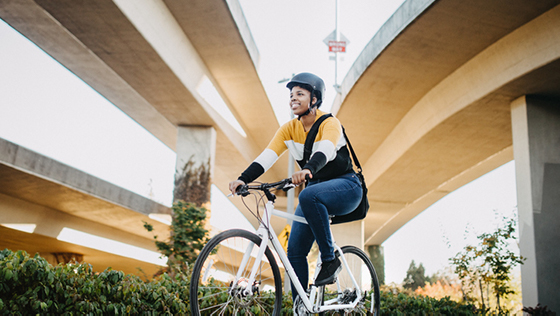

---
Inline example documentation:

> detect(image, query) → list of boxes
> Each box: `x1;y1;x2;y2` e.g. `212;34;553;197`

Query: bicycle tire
320;245;381;315
190;229;283;315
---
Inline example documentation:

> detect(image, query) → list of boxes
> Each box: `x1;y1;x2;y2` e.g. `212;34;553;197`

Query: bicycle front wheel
321;245;381;315
190;229;283;315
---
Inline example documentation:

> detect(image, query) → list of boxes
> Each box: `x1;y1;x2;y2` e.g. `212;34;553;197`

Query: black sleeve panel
303;152;328;175
238;162;265;184
310;146;354;180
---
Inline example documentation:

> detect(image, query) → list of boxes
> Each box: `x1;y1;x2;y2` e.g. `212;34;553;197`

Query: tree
403;260;427;290
173;157;211;205
144;201;210;276
155;155;212;277
450;216;525;313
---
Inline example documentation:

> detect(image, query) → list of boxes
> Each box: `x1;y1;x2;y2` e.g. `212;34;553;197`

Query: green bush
144;201;210;270
380;290;480;315
0;249;189;315
2;249;480;315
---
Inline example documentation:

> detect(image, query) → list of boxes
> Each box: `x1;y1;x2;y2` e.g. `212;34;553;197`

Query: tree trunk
479;279;485;310
173;157;211;206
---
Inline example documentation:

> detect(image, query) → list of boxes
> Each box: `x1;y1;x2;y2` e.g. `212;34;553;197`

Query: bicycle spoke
200;299;230;314
216;299;233;315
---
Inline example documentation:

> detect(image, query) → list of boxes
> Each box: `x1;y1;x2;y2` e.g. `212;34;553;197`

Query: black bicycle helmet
286;72;326;117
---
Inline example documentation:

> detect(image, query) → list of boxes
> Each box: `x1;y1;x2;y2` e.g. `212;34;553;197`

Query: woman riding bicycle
229;72;362;301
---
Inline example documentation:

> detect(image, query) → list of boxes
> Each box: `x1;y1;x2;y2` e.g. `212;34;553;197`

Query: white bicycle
190;178;380;315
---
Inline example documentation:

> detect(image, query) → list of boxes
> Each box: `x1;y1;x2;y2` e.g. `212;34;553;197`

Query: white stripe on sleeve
254;148;280;172
313;139;337;161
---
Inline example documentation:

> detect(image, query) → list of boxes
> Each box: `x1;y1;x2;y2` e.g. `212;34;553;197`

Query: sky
0;1;520;284
238;0;406;124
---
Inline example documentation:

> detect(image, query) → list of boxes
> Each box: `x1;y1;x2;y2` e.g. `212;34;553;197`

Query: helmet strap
297;107;312;120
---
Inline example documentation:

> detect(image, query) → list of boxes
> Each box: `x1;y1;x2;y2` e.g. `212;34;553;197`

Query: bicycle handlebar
235;178;296;197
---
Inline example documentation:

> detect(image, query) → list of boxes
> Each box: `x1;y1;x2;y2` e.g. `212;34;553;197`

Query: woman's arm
303;117;343;174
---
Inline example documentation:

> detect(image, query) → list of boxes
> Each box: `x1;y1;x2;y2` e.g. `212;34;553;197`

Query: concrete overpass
0;0;287;228
0;137;171;276
1;0;560;308
332;0;560;245
0;0;286;275
331;0;560;307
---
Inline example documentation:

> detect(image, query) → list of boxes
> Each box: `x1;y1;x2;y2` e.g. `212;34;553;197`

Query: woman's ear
312;96;317;106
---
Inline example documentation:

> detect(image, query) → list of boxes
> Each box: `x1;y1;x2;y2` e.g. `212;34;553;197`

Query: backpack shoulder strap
303;113;332;163
342;126;362;173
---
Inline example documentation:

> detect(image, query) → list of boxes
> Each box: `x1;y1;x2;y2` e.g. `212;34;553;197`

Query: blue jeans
287;172;362;296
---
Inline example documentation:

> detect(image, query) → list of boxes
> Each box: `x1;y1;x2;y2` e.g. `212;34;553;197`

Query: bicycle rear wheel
321;245;380;315
190;229;283;315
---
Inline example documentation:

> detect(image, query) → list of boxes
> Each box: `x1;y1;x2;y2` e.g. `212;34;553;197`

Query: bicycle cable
240;188;270;232
239;183;289;232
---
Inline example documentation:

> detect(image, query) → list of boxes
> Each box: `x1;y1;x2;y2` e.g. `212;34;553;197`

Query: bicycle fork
232;202;279;297
232;230;267;297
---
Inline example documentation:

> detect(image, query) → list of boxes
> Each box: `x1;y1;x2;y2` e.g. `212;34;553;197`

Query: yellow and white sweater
238;110;353;183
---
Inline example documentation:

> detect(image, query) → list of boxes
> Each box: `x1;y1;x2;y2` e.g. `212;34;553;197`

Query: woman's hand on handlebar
292;169;312;185
229;179;246;195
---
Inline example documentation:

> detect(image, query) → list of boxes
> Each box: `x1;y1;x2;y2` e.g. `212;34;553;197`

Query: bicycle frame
233;198;364;314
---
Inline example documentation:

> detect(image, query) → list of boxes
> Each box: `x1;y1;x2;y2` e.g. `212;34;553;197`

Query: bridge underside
333;0;560;245
1;1;560;306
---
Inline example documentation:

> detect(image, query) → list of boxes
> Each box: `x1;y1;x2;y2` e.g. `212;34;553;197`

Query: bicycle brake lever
235;185;250;197
281;183;297;192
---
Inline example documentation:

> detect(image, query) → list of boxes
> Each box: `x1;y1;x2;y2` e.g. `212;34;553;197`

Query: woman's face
289;86;316;116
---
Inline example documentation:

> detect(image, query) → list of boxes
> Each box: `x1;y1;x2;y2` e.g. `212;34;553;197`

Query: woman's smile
289;86;314;115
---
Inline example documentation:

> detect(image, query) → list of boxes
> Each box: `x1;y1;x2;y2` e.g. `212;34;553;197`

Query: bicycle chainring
337;289;369;314
339;289;358;304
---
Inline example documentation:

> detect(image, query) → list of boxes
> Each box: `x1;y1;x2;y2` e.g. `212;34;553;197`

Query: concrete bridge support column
174;126;216;207
367;245;385;285
332;220;364;250
332;221;364;286
511;95;560;310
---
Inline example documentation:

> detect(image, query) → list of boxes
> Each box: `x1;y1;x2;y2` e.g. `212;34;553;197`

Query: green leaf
4;269;12;280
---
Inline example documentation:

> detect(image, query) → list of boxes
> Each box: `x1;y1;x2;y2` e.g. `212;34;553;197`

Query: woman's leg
298;173;362;262
287;204;315;299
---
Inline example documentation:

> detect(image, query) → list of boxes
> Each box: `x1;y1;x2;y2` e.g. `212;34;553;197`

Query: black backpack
303;114;370;224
